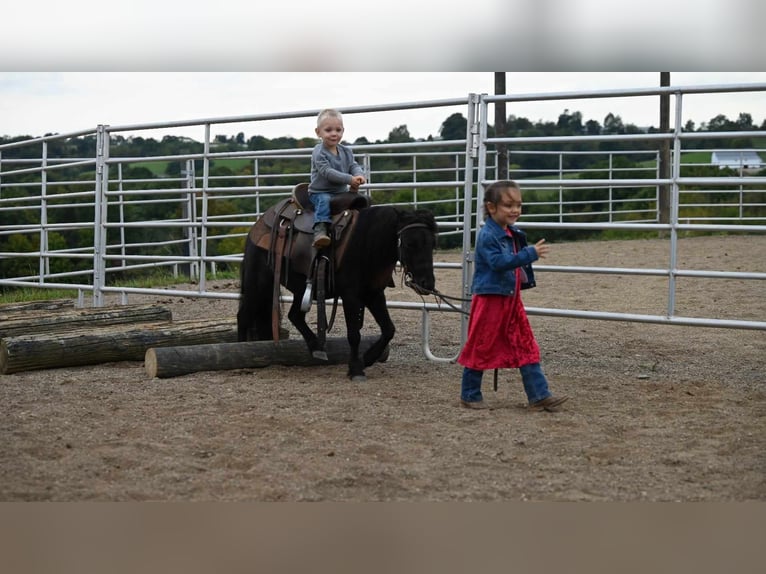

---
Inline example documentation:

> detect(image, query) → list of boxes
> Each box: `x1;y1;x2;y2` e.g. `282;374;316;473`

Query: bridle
396;222;431;276
397;222;471;316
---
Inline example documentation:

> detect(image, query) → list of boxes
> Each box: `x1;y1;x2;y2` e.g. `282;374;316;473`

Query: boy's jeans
461;363;551;404
309;192;332;224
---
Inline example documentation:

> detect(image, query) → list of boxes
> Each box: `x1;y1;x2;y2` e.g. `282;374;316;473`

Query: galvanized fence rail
1;83;765;363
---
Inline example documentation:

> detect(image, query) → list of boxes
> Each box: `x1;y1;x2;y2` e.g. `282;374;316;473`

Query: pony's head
397;209;438;295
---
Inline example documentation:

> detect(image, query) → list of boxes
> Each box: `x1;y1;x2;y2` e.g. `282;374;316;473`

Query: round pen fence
1;84;765;363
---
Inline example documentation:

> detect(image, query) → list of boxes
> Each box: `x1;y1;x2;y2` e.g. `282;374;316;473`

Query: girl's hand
533;238;550;258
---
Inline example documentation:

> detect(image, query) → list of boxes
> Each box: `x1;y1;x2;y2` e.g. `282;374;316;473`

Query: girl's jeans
309;192;332;224
461;363;552;404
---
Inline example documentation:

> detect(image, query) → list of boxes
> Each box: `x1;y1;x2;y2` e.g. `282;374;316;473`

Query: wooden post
145;336;388;379
495;72;508;179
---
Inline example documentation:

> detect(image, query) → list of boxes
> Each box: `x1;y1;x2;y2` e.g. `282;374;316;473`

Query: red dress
457;231;540;371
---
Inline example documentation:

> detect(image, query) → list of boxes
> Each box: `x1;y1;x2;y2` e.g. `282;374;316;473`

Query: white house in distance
710;150;764;171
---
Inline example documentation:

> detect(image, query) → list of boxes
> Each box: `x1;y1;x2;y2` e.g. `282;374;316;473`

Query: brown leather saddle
248;183;370;343
248;183;369;278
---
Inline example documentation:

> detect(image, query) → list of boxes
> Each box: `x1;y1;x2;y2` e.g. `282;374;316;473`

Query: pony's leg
312;258;328;360
236;239;256;341
286;283;321;358
341;295;366;381
237;244;275;341
361;290;396;368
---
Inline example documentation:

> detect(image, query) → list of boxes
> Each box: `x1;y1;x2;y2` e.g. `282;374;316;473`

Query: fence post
460;93;480;344
182;159;199;280
658;73;671;231
117;163;127;270
92;125;110;307
558;152;564;223
608;153;614;222
666;94;684;318
39;141;49;282
413;155;418;207
253;157;261;215
199;124;211;291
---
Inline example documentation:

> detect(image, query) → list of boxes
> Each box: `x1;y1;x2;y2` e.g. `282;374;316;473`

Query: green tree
0;234;37;279
736;113;754;130
507;115;533;132
439;113;467;140
388;125;413;143
706;114;733;131
585;119;601;135
557;109;584;134
602;113;625;134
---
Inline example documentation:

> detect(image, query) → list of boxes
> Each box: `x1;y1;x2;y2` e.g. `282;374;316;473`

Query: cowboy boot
312;222;331;249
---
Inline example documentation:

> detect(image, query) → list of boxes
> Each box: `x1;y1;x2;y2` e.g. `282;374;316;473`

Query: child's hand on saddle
350;175;366;189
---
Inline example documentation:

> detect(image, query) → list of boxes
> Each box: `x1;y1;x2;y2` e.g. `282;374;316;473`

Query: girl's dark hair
483;180;520;219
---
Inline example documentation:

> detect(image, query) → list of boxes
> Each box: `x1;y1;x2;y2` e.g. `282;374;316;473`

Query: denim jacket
471;217;537;295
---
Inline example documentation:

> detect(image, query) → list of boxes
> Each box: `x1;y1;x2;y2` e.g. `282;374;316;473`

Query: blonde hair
316;108;343;127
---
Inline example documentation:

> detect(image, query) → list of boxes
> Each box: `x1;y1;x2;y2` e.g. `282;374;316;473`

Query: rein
403;279;472;316
396;221;430;278
397;221;471;316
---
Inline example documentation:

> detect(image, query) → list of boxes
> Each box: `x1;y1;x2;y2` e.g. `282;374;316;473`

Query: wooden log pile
0;300;237;375
0;299;371;378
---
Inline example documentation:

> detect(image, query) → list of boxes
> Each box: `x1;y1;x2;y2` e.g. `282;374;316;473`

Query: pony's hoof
351;374;368;382
312;350;328;361
363;345;390;367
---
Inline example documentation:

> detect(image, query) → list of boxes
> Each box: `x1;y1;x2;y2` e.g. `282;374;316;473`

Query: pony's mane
342;205;437;266
357;205;437;235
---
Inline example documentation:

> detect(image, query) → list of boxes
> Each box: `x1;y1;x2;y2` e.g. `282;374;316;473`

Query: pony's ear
414;209;438;234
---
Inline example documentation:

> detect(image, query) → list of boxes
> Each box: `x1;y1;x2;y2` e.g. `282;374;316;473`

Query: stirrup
300;279;313;312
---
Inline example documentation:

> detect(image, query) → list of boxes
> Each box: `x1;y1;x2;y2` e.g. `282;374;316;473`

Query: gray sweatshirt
309;143;364;194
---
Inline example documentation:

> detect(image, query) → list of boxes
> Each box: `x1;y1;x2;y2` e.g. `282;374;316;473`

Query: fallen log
0;319;237;374
0;299;75;315
0;304;172;339
145;336;388;379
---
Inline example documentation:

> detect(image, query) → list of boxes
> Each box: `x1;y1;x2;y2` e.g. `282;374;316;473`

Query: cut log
145;336;388;379
0;304;172;339
0;299;75;315
0;319;237;375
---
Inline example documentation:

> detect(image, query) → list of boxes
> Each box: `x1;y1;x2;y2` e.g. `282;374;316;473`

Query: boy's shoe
312;224;331;249
528;395;569;412
460;399;489;410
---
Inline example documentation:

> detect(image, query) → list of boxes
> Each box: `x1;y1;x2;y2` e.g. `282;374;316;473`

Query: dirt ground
1;235;764;501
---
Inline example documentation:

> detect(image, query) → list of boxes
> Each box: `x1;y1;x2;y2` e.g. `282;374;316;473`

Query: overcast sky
2;72;765;143
2;1;765;142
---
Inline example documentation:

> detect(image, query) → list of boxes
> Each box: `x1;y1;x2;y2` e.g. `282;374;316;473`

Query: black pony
237;203;438;381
